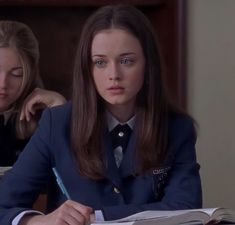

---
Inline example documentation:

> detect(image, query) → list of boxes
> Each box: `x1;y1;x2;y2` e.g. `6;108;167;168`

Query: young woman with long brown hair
0;5;201;225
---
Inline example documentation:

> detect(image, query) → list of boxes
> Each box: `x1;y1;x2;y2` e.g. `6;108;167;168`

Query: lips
0;93;7;98
107;86;124;94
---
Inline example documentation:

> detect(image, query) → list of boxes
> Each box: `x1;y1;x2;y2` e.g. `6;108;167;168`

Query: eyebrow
120;52;136;56
91;54;105;58
92;52;136;57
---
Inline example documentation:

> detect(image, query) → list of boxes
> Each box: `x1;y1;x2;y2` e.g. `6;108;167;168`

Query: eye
120;57;134;65
10;73;23;78
9;68;23;78
94;59;107;68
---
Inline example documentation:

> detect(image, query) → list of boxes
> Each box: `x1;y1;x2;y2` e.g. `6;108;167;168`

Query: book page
92;212;208;225
212;208;235;222
117;209;220;222
92;208;222;225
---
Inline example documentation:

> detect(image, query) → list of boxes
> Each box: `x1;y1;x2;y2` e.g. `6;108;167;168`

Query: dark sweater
0;114;28;166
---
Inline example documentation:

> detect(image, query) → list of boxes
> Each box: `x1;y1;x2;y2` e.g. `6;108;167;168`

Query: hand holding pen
20;199;93;225
20;168;94;225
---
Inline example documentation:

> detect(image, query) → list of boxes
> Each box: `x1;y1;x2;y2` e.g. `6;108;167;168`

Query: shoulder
165;112;198;163
42;101;71;119
47;101;71;116
168;112;197;145
39;101;72;128
168;112;195;130
31;102;72;143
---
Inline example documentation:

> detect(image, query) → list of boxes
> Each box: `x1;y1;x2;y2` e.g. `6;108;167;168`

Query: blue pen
52;167;71;200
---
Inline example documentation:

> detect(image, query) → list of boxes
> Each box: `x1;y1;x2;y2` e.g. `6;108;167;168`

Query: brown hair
0;20;42;138
71;5;171;179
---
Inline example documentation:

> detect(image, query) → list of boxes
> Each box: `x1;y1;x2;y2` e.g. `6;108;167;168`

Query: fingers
69;200;93;221
90;213;96;223
56;200;93;225
20;88;44;122
20;88;66;122
21;200;93;225
51;200;93;225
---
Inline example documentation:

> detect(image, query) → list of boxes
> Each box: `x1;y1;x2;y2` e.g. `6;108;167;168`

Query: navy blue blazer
0;103;202;224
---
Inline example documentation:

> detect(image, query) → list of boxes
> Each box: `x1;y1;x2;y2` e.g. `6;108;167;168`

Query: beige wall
187;0;235;208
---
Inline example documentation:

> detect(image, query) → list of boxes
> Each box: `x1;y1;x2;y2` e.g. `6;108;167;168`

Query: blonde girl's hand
20;88;66;122
19;200;93;225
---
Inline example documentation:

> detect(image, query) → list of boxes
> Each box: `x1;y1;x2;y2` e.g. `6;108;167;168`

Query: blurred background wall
187;0;235;208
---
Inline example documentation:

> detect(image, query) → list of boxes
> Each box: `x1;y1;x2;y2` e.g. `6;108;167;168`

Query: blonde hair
0;20;43;139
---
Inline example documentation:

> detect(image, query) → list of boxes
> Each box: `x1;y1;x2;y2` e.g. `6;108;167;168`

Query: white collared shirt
106;110;135;131
106;111;135;167
0;107;16;126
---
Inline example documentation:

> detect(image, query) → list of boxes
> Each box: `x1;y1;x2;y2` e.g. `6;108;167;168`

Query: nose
0;73;7;89
108;62;121;81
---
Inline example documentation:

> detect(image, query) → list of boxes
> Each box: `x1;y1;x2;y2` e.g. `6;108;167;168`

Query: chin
107;99;126;105
104;95;132;106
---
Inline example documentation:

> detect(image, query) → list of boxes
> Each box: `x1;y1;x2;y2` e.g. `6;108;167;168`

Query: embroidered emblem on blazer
152;166;171;200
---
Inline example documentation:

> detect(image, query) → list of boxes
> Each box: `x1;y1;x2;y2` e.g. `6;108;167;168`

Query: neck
106;103;135;123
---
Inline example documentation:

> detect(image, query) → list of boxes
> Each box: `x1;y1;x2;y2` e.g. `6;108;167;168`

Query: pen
52;167;71;200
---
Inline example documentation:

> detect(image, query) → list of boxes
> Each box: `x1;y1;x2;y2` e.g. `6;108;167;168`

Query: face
91;28;145;116
0;47;23;111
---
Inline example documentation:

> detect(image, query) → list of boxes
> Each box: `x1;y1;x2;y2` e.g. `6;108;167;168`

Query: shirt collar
106;111;135;132
0;107;16;126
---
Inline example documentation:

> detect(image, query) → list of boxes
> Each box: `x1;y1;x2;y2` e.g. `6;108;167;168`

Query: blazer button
113;187;120;194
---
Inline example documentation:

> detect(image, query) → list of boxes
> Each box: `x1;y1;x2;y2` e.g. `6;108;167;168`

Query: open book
92;208;235;225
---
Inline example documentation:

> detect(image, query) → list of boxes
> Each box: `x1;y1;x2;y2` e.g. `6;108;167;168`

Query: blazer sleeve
102;116;202;220
0;108;53;225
